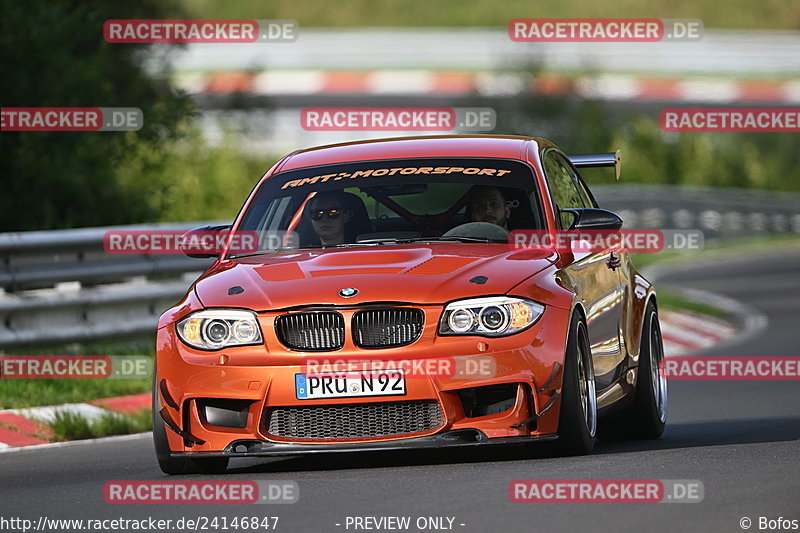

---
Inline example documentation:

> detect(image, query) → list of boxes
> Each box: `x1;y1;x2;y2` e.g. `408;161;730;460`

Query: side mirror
561;208;623;231
180;225;231;258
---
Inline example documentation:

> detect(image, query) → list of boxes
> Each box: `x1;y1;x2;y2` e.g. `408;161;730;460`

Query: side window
542;151;593;228
570;169;597;209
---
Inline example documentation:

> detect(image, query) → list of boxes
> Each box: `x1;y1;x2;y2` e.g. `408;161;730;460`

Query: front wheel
556;313;597;454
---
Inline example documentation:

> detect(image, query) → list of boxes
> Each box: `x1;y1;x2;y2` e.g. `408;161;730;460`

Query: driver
468;186;511;229
307;191;353;246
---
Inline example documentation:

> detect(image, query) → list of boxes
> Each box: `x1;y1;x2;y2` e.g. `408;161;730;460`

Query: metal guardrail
0;222;220;349
169;30;800;76
1;186;799;348
592;185;800;239
0;222;220;292
0;280;192;347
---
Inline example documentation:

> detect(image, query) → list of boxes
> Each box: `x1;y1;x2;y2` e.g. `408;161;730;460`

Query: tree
0;0;195;230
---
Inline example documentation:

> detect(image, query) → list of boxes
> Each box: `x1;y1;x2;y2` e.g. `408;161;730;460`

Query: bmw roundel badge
338;287;358;298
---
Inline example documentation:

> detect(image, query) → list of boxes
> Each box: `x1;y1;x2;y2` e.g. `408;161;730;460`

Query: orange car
153;135;667;474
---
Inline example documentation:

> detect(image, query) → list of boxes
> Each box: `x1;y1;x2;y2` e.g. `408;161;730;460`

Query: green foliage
0;0;194;231
50;410;93;440
115;128;275;223
497;98;798;192
655;289;728;319
0;378;150;410
607;117;798;191
2;1;795;232
50;409;151;441
1;339;154;409
178;0;800;30
90;409;152;437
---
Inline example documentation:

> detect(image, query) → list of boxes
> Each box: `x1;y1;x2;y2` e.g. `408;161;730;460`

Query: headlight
177;309;263;350
439;297;544;337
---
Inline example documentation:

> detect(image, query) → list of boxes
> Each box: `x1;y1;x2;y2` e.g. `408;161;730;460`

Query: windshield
230;158;544;257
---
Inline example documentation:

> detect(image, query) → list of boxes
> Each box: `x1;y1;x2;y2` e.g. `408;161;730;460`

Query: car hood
193;244;557;310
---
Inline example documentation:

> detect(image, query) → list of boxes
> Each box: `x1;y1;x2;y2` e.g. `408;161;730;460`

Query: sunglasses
310;208;342;221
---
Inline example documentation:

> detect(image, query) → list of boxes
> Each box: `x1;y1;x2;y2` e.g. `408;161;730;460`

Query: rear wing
568;150;621;180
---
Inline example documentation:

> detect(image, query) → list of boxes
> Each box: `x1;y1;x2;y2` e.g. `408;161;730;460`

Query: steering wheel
443;222;510;241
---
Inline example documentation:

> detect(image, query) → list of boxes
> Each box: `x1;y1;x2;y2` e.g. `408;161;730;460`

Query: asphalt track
1;247;798;533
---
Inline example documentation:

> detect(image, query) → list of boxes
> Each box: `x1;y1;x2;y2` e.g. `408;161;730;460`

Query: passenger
307;191;353;246
468;186;511;230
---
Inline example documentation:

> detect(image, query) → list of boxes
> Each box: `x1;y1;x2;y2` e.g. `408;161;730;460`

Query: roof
278;135;548;172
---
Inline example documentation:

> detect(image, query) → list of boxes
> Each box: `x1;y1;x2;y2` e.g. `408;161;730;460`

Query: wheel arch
635;290;659;358
570;299;588;325
626;261;657;360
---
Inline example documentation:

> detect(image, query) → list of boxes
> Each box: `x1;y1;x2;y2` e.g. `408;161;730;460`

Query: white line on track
0;432;151;454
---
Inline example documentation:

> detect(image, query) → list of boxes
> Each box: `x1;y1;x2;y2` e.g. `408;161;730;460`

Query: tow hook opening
456;383;519;418
197;398;254;429
228;440;266;454
437;429;488;443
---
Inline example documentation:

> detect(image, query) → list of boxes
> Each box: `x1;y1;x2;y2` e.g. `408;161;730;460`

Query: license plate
295;369;406;399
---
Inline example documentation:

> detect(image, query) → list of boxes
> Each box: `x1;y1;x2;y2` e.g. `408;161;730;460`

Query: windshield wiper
407;236;495;243
322;241;397;248
232;237;501;257
229;247;303;259
359;236;498;244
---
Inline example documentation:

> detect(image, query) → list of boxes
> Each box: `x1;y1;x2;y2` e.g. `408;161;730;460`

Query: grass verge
631;233;800;270
178;0;800;30
633;234;800;319
655;288;728;319
0;338;153;410
50;409;152;441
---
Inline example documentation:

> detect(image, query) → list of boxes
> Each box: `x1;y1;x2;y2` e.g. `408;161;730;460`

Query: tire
556;312;597;454
626;302;668;438
601;301;667;440
152;373;230;475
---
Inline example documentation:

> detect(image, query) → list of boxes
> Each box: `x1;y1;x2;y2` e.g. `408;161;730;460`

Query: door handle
606;253;622;271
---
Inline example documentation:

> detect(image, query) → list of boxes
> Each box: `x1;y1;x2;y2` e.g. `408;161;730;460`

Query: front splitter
172;430;559;458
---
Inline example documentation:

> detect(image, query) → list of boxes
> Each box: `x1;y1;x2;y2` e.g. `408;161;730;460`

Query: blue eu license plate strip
295;369;406;399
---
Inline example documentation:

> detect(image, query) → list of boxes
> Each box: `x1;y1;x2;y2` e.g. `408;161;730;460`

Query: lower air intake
266;400;443;440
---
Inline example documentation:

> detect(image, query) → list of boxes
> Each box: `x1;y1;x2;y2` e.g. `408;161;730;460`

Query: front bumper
155;304;571;455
